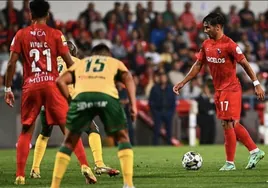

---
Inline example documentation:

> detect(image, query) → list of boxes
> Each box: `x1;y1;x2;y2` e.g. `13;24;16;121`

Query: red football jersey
197;35;245;91
10;24;69;89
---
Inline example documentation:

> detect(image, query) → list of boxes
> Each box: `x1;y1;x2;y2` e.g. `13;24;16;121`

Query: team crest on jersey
61;35;67;46
217;48;221;54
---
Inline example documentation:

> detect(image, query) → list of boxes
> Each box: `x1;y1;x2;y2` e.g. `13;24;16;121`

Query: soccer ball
182;151;203;170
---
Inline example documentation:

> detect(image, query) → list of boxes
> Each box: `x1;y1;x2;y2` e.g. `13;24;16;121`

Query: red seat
243;102;251;110
176;100;191;116
136;100;150;112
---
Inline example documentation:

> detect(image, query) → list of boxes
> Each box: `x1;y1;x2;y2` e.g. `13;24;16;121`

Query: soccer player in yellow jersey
51;44;137;188
31;41;119;181
29;41;96;184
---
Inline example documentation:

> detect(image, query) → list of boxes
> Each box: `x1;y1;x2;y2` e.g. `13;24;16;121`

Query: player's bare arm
173;60;203;95
56;70;74;102
120;99;129;105
121;71;137;121
61;52;75;68
238;58;265;101
4;51;19;107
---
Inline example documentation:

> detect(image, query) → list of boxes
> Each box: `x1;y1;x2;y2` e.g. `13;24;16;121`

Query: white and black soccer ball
182;151;203;170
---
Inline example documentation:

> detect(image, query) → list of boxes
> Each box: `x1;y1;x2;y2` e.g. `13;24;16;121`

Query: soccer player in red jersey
4;0;95;185
30;41;119;179
173;13;265;171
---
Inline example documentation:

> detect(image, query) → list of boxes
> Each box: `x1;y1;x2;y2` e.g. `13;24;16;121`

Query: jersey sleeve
72;56;81;64
55;30;69;56
114;59;128;81
229;41;245;63
10;30;22;53
196;45;206;63
68;62;78;72
117;60;128;72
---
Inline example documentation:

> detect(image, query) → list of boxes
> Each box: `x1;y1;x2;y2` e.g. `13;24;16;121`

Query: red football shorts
214;89;242;121
21;83;68;125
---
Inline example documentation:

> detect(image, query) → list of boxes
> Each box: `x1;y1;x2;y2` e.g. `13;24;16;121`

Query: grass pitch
0;145;268;188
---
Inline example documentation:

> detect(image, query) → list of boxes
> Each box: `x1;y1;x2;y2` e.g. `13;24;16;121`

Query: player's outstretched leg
115;129;135;188
73;138;97;182
245;150;265;169
15;125;35;185
51;130;97;188
87;122;120;176
31;110;53;178
89;132;120;176
30;134;49;178
73;138;89;167
235;122;265;169
219;162;236;171
59;124;95;183
219;121;237;171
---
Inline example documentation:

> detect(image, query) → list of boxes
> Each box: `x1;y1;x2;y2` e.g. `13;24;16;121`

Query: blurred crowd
0;0;268;98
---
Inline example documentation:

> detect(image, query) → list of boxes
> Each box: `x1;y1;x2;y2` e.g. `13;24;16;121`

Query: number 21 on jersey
30;48;52;72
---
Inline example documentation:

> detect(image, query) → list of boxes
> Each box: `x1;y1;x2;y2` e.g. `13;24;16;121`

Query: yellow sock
51;152;71;188
32;134;49;173
89;132;105;167
118;149;134;187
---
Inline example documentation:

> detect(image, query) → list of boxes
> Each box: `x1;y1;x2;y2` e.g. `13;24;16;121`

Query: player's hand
255;85;265;101
130;105;137;122
173;82;184;95
5;91;15;107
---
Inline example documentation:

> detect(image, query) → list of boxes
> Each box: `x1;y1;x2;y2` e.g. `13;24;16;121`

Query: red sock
16;133;32;177
224;128;236;162
234;123;257;151
73;138;88;166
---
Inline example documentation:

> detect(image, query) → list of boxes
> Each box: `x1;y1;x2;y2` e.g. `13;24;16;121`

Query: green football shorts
66;92;127;135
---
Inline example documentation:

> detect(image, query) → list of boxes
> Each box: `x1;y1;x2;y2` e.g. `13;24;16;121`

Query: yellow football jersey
68;55;128;99
57;56;81;96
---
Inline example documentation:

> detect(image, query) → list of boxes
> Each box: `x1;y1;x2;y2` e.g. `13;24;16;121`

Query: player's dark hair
67;41;77;57
202;13;226;27
30;0;50;19
91;44;111;56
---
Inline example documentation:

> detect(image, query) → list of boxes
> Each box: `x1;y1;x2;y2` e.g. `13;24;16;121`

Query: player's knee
233;120;240;127
86;123;99;134
21;124;35;134
59;124;66;135
221;120;234;129
221;121;225;127
63;131;81;150
115;129;130;143
40;126;53;137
